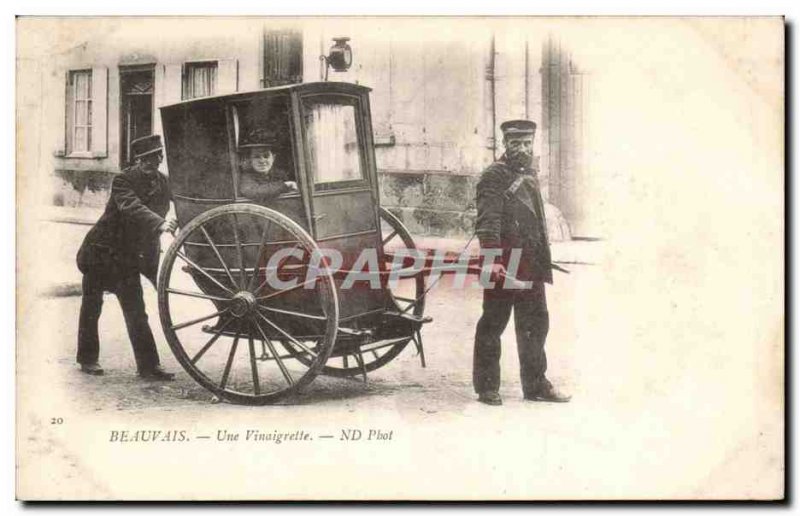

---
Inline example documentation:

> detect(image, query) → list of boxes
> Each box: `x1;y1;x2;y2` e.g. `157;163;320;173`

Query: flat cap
500;119;537;137
130;134;163;159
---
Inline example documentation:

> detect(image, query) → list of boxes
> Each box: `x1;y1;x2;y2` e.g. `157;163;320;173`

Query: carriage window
231;96;297;201
302;100;364;185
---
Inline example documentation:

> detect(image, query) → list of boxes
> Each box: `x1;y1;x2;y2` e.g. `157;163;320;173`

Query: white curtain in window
73;71;92;152
306;103;362;184
185;64;217;99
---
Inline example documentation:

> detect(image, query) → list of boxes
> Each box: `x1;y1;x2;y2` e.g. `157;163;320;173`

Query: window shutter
54;69;68;156
217;59;238;94
153;64;166;141
163;64;183;105
90;66;108;157
262;30;303;87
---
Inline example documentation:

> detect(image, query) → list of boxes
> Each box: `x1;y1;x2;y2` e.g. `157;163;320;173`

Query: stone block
375;144;408;171
426;144;443;170
440;145;462;172
378;172;425;208
423;174;475;211
406;145;429;171
52;169;115;208
410;207;474;238
386;206;426;236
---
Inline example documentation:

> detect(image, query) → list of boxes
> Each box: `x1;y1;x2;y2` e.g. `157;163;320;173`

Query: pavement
19;261;598;499
35;205;603;298
28;257;590;413
20;210;781;500
36;207;100;298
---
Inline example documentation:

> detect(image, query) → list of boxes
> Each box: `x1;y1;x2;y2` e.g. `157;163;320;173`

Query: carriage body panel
161;83;389;323
157;83;430;404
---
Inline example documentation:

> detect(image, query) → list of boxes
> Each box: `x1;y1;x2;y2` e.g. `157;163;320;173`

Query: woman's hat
239;128;278;149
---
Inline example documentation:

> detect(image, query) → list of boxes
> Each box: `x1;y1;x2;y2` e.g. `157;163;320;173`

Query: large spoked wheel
315;207;426;378
157;204;338;405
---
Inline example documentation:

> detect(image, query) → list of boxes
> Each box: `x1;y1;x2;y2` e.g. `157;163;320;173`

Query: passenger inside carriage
237;127;298;202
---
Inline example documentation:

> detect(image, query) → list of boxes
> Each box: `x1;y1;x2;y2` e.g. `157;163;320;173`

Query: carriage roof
160;81;372;112
160;82;375;201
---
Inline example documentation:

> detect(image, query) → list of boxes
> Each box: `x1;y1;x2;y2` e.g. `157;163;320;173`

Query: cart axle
229;291;258;318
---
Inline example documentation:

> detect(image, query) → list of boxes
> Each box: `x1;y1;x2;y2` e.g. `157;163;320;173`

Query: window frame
182;60;219;100
118;64;155;168
228;95;301;201
66;69;93;158
261;29;303;88
300;93;370;193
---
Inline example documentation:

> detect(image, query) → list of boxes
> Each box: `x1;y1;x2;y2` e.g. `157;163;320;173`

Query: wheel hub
230;291;257;318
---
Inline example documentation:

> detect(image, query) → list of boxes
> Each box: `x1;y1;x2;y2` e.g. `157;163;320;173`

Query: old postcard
15;16;784;500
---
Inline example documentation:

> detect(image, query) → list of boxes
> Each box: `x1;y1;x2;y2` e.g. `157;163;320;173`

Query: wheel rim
157;204;338;405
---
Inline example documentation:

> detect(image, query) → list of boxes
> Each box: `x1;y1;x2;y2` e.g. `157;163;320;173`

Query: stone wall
52;169;115;208
378;171;477;238
378;170;571;241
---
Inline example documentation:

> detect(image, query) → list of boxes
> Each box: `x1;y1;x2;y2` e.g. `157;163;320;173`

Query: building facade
19;18;591;240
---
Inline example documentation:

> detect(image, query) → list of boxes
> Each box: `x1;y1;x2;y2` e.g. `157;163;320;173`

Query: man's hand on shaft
486;263;507;282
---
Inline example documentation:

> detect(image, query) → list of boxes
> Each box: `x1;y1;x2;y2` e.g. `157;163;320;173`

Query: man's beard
506;150;532;169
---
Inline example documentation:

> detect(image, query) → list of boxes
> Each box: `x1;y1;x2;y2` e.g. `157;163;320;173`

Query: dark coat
76;164;171;285
475;157;553;284
238;167;292;202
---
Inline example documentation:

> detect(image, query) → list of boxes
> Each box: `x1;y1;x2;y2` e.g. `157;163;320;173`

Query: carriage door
119;65;155;167
300;94;384;321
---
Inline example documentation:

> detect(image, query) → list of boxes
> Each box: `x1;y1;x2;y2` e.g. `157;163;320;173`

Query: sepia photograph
15;15;784;500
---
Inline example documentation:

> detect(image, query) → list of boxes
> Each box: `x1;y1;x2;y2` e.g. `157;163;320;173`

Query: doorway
119;65;155;168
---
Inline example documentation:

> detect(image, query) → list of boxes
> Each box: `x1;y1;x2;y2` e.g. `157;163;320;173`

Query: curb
40;283;83;298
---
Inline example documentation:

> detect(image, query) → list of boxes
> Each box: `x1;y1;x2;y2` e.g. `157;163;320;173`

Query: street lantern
320;37;353;80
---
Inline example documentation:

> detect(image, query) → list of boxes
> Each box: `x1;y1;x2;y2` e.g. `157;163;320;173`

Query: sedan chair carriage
157;82;432;405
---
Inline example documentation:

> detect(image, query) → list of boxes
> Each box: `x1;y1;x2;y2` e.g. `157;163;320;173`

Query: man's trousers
76;272;161;372
473;282;549;397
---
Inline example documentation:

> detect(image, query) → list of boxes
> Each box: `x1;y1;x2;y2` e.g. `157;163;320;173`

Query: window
119;66;154;167
302;99;364;186
262;29;303;87
67;70;92;154
182;61;218;100
232;96;297;200
59;67;107;158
